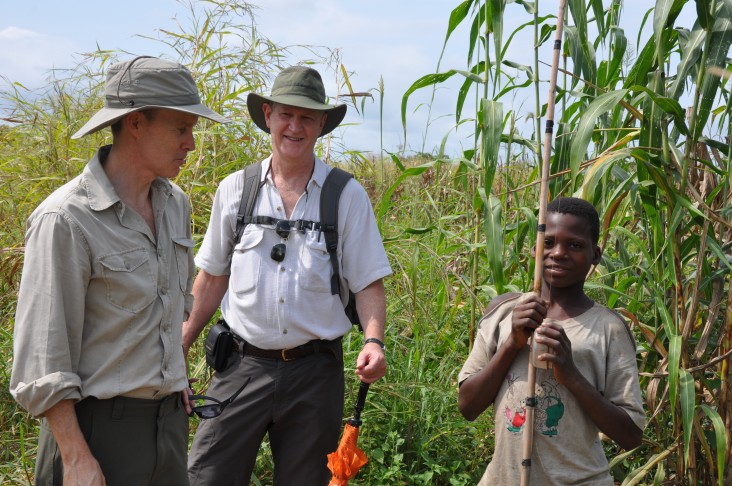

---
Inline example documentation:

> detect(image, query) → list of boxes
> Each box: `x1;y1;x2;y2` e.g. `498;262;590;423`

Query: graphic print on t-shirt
504;374;565;436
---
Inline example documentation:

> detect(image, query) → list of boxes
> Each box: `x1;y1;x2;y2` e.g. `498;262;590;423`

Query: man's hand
355;343;386;383
44;400;106;486
62;453;106;486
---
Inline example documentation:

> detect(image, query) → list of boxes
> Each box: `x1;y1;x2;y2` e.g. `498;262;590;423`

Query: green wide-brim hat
71;56;230;139
247;66;347;137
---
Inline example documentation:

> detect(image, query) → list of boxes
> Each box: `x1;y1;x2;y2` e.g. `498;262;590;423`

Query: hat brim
71;104;231;139
247;93;346;137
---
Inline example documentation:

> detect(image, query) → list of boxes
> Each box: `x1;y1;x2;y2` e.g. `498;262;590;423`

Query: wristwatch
363;337;386;351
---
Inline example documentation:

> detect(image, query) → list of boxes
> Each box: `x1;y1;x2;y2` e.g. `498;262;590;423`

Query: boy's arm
534;322;643;449
458;338;523;421
459;293;546;421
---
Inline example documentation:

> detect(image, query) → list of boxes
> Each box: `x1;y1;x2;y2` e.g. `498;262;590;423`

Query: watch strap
363;337;385;351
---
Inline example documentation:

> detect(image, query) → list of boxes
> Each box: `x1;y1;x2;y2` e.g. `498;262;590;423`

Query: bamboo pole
520;1;567;484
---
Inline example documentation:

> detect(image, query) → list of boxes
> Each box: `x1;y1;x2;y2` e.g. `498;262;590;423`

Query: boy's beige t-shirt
459;293;645;486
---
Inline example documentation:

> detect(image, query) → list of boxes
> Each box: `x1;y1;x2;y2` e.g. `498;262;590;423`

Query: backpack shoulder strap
231;162;262;254
320;167;353;296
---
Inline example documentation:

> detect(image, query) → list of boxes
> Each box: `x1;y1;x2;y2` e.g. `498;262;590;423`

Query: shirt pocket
172;237;195;292
298;231;333;293
98;248;156;313
230;227;264;294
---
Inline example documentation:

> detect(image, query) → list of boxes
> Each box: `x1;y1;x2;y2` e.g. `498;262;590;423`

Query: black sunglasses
270;219;292;262
188;377;251;419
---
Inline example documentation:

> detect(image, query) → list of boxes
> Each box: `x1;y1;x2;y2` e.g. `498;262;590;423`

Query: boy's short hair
547;197;600;244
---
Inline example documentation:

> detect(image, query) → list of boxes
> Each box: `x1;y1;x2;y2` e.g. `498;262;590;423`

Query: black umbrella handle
348;381;370;427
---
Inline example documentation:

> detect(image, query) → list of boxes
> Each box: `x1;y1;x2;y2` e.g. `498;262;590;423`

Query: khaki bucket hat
71;56;230;139
247;66;347;137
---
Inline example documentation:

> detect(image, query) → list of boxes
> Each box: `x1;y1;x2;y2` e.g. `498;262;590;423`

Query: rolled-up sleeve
10;211;90;417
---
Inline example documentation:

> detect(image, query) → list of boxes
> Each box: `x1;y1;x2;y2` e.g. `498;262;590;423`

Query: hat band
106;93;202;109
271;84;325;104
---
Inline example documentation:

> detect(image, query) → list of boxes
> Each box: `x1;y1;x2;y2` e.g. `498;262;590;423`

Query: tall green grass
1;0;731;484
400;0;732;484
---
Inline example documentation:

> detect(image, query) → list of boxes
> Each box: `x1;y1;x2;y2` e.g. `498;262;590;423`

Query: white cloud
0;27;76;88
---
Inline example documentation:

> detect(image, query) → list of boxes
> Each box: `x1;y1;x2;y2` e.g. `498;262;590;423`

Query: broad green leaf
567;0;598;84
624;35;658;89
482;192;505;292
456;61;490;122
679;369;695;464
564;26;597;88
502;60;534;80
603;27;628;89
480;99;503;191
569;89;628;188
640;71;667;150
468;3;488;64
653;0;676;64
697;404;727;485
667;333;682;424
695;0;713;29
514;0;536;14
402;71;460;138
490;0;507;83
694;0;732;137
591;0;606;38
580;148;634;200
445;0;473;45
625;0;689;89
621;448;674;485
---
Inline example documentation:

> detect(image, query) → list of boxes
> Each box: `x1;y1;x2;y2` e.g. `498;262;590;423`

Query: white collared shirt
195;155;391;349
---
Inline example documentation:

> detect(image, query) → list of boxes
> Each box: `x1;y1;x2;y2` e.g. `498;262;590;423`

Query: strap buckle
281;348;293;361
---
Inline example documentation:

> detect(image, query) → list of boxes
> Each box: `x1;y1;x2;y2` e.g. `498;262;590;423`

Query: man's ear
592;244;602;265
123;111;145;137
320;112;328;132
262;103;272;129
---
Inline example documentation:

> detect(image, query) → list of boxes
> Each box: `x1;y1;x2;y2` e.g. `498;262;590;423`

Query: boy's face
539;212;601;288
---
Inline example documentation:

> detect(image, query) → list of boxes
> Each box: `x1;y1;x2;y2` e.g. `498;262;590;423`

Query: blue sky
1;1;695;156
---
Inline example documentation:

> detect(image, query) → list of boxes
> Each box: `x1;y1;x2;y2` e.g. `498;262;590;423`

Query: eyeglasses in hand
188;377;251;419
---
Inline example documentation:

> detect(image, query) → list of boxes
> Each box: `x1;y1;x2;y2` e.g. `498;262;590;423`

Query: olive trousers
35;394;188;486
188;348;344;486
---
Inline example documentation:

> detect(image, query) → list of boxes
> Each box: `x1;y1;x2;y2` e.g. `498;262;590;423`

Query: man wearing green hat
10;56;229;485
183;66;392;484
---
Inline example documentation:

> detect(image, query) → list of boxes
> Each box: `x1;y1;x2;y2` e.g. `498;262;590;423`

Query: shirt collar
84;145;173;213
261;155;328;189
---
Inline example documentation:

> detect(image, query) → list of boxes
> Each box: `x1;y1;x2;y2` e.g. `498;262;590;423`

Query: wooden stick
520;1;567;484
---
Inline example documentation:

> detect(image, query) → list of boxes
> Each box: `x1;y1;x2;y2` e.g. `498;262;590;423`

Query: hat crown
246;66;346;137
104;57;201;109
270;66;326;104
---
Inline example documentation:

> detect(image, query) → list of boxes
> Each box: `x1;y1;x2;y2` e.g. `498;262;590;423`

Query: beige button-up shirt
10;146;194;417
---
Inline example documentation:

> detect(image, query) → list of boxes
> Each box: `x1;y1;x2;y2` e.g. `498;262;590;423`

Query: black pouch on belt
204;319;234;372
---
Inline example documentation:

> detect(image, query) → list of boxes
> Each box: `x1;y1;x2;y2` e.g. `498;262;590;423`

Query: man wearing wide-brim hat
184;65;392;484
10;56;229;486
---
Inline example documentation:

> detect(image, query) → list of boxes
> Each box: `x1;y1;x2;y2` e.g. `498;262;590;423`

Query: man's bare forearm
182;270;229;354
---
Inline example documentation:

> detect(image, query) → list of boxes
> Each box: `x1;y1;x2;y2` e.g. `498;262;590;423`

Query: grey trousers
35;394;189;486
188;348;345;486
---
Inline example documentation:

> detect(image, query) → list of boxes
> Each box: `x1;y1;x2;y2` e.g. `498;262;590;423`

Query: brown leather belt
231;334;338;361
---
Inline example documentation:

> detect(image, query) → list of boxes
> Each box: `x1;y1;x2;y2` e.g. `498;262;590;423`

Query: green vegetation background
2;1;731;484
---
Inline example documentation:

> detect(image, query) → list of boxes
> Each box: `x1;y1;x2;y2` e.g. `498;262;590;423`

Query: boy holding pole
458;197;645;485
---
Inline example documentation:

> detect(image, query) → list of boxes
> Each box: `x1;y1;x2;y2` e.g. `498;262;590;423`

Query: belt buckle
281;348;292;361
